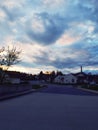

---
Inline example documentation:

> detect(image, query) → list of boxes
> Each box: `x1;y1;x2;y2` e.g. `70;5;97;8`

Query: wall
0;84;32;95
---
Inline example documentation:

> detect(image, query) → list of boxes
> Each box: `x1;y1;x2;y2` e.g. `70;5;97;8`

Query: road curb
77;87;98;94
0;89;36;101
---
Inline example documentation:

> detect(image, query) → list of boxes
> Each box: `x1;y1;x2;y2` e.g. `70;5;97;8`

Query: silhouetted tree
50;71;56;83
56;71;63;76
39;71;44;80
0;46;21;84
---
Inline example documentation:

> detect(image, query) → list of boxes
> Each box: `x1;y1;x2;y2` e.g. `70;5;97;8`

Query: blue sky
0;0;98;74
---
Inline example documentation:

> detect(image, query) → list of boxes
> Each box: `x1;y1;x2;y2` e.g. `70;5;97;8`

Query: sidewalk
0;89;36;101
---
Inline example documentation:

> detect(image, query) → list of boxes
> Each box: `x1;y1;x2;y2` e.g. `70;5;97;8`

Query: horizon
7;67;98;75
0;0;98;74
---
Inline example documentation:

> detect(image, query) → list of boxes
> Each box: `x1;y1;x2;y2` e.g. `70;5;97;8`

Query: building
54;74;77;84
7;71;21;84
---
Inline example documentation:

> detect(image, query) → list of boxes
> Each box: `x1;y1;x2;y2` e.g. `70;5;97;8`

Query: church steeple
80;66;83;73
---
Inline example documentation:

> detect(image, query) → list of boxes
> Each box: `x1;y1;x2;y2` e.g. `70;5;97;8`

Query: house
88;74;98;85
5;71;21;84
10;77;20;84
72;66;89;84
64;74;77;84
74;72;88;84
54;75;65;83
54;74;77;84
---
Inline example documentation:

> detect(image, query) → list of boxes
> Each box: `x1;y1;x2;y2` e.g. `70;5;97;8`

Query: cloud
9;63;56;74
23;1;97;46
33;42;98;71
0;8;6;21
42;0;65;7
26;13;67;45
1;6;24;22
0;0;24;8
56;30;82;46
0;0;98;74
8;64;40;74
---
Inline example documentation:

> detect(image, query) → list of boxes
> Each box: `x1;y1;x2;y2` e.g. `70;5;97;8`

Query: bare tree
0;46;21;83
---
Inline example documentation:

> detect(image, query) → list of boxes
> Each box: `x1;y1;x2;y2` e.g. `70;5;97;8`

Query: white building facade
54;74;77;84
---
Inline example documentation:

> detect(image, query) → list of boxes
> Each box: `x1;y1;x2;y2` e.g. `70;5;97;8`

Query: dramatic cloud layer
0;0;98;74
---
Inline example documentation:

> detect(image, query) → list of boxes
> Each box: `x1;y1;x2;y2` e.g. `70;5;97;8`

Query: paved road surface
39;84;98;96
0;85;98;130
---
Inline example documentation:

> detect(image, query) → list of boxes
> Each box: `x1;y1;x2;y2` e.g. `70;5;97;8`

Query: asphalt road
39;84;98;96
0;84;98;130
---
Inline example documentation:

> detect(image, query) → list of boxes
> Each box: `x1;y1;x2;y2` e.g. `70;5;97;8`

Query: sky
0;0;98;74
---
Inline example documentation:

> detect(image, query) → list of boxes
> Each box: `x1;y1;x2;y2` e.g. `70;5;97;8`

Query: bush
32;84;47;89
82;84;98;91
89;85;98;91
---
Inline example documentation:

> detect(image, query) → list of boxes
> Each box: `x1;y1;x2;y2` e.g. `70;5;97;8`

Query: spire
80;66;83;73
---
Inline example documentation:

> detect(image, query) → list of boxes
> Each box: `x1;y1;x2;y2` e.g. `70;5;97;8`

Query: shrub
82;84;98;91
32;84;47;89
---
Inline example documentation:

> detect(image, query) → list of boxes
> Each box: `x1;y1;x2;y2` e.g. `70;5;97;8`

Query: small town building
54;74;77;84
